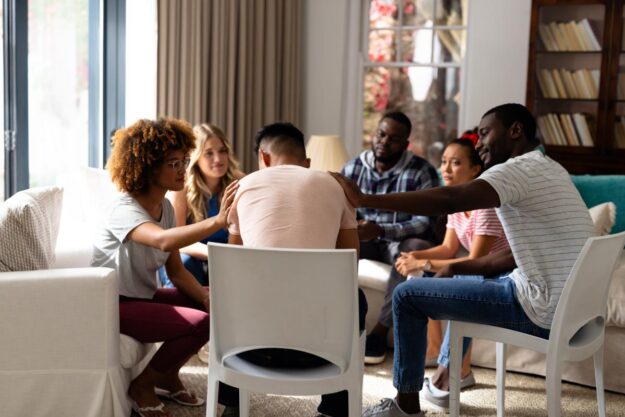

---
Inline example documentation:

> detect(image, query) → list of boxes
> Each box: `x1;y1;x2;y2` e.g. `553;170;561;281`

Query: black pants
218;288;368;417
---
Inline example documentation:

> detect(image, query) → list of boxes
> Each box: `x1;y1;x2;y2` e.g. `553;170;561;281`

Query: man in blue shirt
341;111;439;364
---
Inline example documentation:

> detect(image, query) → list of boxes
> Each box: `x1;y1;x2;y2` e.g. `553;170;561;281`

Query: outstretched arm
128;181;238;251
336;228;360;258
330;172;500;217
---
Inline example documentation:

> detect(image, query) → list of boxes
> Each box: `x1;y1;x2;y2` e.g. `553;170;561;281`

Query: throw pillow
589;202;616;236
0;186;63;271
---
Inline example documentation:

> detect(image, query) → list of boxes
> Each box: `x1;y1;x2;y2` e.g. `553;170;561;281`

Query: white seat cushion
358;259;392;293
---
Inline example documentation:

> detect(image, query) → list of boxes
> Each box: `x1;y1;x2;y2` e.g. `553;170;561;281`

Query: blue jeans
392;274;550;393
159;253;207;287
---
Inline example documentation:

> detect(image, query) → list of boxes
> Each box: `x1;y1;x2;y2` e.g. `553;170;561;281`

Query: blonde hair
185;123;241;223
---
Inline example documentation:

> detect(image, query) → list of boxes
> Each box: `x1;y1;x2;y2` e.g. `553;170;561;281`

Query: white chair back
549;232;625;359
206;243;359;371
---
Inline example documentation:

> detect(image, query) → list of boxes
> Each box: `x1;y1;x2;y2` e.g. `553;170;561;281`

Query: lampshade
305;135;349;172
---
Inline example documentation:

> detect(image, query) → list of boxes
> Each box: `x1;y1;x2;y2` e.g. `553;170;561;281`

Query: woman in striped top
394;137;511;386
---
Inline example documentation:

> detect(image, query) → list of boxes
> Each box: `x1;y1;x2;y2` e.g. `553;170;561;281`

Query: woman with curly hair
91;118;238;417
160;123;244;287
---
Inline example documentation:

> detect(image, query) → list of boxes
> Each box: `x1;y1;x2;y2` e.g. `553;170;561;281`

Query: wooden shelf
527;0;625;174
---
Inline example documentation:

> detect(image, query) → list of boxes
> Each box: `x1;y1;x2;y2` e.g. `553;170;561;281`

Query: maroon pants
119;288;210;374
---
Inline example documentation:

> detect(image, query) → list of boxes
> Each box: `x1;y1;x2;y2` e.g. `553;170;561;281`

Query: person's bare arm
395;228;460;275
128;181;238;251
423;234;498;273
180;242;208;260
228;234;243;245
330;172;500;217
336;228;359;258
169;188;210;259
164;249;210;310
434;247;516;278
402;227;461;261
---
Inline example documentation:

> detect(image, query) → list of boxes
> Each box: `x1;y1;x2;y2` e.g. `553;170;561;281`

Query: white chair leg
594;347;606;417
206;374;220;417
545;357;563;417
448;322;463;417
496;342;506;417
239;388;250;417
348;385;363;417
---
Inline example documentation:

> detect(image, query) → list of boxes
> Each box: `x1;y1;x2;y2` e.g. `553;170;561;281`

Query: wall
301;0;349;144
302;0;533;157
460;0;532;129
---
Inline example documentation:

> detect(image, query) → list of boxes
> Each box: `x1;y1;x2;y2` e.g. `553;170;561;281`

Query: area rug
159;353;625;417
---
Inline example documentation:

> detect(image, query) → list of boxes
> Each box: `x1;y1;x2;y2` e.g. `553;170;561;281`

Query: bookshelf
527;0;625;174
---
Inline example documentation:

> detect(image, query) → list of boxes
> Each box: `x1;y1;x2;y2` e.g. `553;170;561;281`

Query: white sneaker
197;343;209;364
419;373;475;410
362;398;425;417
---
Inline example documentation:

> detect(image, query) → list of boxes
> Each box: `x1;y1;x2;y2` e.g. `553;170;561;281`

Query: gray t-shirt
479;150;594;328
91;194;175;298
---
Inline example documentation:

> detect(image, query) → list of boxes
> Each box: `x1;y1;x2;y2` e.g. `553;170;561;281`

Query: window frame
2;0;126;199
359;0;468;149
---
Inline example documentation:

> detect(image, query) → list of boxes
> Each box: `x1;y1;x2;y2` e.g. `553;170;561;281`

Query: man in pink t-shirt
224;122;366;417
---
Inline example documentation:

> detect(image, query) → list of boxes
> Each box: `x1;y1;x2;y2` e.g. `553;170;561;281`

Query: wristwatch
422;260;432;272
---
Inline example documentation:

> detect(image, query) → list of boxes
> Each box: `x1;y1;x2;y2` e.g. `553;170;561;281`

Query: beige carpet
158;354;625;417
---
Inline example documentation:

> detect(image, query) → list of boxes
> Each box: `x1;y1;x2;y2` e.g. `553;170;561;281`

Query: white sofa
0;168;156;417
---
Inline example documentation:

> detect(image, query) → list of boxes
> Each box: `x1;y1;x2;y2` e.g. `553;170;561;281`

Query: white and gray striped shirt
480;150;594;328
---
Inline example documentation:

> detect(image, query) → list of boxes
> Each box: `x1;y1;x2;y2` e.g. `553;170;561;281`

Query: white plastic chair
448;231;625;417
205;243;365;417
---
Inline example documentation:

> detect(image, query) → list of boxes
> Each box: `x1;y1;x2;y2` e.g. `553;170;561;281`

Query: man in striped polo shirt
332;103;594;417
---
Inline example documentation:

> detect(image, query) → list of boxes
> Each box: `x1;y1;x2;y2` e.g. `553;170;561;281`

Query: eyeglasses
166;157;190;171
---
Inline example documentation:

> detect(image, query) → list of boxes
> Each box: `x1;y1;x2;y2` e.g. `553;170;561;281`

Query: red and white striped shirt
446;208;509;254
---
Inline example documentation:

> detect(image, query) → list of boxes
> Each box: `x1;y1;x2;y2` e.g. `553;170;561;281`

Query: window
2;0;156;200
363;0;467;160
28;0;90;188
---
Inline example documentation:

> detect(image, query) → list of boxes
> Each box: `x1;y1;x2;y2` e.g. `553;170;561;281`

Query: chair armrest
0;267;120;371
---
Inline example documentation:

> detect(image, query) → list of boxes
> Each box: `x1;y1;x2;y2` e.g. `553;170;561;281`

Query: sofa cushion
358;259;392;292
54;167;120;269
0;187;63;272
589;202;616;236
572;175;625;233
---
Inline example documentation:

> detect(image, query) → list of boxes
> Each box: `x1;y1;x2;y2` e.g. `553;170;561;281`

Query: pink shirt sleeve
473;208;504;238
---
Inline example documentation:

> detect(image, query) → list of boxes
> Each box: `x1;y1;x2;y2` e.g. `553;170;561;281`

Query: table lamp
305;135;349;172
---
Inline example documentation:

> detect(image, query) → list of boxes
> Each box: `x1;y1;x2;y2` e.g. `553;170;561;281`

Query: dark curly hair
108;118;196;194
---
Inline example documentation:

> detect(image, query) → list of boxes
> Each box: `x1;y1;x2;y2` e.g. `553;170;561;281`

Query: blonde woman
160;124;244;287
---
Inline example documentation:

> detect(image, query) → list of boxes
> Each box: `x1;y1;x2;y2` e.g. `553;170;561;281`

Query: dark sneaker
221;406;239;417
362;398;425;417
364;333;387;365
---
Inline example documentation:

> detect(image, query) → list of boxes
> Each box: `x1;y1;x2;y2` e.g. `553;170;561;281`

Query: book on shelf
538;23;558;51
560;69;580;98
572;113;594;146
551;69;567;98
579;18;601;51
537;113;594;147
536;68;598;99
564;21;582;51
537;19;600;51
559;114;580;146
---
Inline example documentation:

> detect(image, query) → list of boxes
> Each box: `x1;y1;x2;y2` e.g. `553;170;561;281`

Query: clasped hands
395;253;455;278
395;252;428;276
